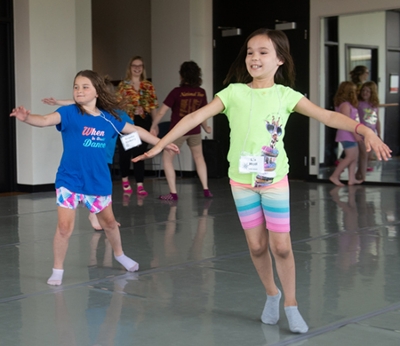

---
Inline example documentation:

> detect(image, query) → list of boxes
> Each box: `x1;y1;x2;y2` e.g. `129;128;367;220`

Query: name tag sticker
239;156;264;173
120;132;142;150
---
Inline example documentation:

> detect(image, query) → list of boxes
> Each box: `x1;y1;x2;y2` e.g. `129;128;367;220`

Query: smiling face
130;59;144;78
360;86;371;102
73;76;98;106
245;34;283;82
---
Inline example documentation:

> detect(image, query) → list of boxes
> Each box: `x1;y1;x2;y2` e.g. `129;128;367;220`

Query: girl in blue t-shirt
10;70;179;286
133;29;391;333
42;77;135;230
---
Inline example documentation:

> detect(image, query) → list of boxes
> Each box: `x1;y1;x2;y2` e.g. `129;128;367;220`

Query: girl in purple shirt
329;82;363;186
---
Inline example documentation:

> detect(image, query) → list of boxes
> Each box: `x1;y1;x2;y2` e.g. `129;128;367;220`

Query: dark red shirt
164;86;207;135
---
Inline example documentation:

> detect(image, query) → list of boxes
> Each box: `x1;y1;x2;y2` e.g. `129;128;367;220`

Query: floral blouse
116;80;158;119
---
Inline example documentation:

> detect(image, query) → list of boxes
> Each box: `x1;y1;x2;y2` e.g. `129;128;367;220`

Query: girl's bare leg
244;225;278;295
88;211;102;231
47;207;76;285
244;226;308;333
355;142;368;181
345;146;363;185
244;225;281;325
162;150;178;194
96;205;139;272
269;232;308;333
190;144;209;190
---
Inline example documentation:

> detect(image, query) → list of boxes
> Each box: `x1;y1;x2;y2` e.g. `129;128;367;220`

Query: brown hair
74;70;121;118
358;81;380;107
349;65;368;85
179;61;202;87
125;55;147;81
223;28;295;87
334;81;358;108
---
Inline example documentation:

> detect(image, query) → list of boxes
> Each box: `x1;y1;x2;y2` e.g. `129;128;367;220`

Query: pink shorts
230;176;290;232
56;187;112;213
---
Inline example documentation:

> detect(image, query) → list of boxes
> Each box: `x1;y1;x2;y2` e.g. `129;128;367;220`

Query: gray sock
261;289;281;324
284;306;309;333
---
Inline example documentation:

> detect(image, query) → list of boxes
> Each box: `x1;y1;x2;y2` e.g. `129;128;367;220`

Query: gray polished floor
0;175;400;346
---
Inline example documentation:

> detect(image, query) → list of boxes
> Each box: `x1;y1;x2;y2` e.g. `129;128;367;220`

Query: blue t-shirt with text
55;104;126;195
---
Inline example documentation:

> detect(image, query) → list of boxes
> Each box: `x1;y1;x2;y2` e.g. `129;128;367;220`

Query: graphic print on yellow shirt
255;116;283;187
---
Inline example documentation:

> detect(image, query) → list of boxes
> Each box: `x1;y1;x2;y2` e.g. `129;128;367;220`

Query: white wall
14;0;92;185
92;0;151;80
309;0;400;174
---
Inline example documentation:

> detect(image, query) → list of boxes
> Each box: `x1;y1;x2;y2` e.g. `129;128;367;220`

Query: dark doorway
0;0;16;192
212;0;310;180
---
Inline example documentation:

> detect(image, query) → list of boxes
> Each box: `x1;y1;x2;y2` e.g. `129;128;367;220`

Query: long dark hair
74;70;121;118
179;61;202;87
223;28;295;87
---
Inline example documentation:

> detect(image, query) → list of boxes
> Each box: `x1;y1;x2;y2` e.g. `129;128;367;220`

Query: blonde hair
125;55;147;81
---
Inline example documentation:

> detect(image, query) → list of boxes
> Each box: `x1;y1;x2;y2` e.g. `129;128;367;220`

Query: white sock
47;268;64;286
284;306;309;333
261;289;281;324
114;253;139;272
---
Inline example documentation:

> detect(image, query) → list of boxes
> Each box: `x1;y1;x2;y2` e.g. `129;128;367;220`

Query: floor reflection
0;177;399;345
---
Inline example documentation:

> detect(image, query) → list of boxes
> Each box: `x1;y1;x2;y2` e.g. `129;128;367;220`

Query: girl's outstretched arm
150;103;170;136
294;97;392;161
42;98;74;106
121;123;180;154
133;96;225;162
10;106;61;127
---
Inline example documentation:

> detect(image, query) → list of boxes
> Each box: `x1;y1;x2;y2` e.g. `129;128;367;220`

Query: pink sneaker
367;167;374;172
122;181;133;194
159;193;178;201
137;186;148;196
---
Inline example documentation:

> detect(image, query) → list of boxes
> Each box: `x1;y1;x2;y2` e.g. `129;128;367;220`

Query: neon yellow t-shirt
216;83;303;186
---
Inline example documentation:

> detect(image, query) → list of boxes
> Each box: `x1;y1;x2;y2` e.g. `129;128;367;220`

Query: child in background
349;65;369;94
11;70;179;285
355;81;381;180
329;81;364;186
133;28;391;333
150;61;212;201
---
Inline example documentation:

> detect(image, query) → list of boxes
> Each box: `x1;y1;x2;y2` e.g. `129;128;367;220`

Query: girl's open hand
364;133;392;161
10;106;30;122
132;143;180;163
42;97;57;105
203;125;212;134
150;125;159;137
165;143;180;154
132;146;162;163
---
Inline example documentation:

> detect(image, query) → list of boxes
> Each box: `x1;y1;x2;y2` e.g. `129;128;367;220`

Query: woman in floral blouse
116;56;158;197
